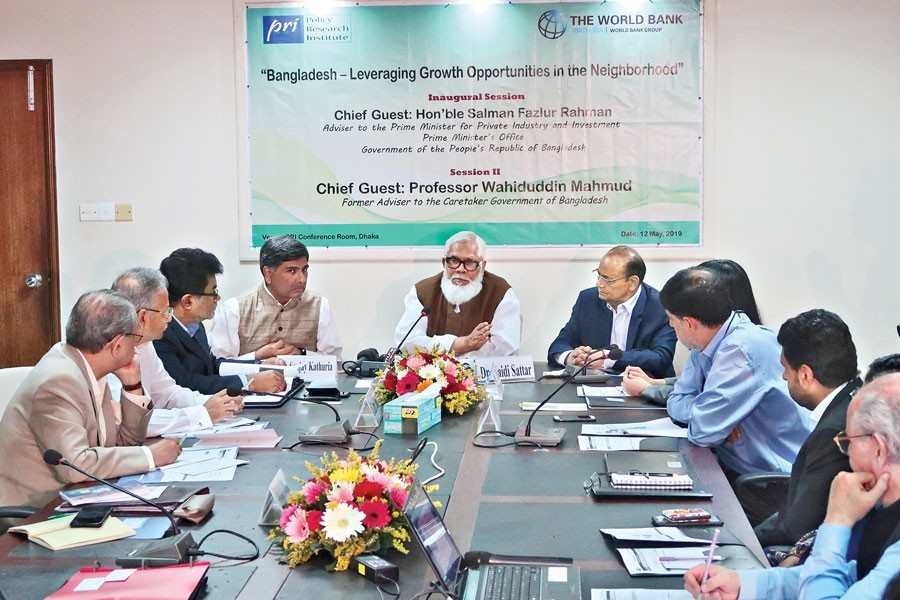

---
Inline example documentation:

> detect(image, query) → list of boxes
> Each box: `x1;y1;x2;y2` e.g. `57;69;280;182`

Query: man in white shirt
394;231;520;357
209;236;342;365
112;268;242;436
548;245;676;377
738;309;862;548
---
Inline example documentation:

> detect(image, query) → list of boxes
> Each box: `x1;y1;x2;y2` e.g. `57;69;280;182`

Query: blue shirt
739;523;900;599
667;312;811;474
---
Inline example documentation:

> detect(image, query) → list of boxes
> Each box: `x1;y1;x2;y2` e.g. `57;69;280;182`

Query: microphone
385;307;430;364
515;347;622;447
43;449;196;567
463;550;573;568
564;345;624;382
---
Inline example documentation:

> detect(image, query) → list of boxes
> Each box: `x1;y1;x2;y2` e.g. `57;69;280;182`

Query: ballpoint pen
699;528;721;586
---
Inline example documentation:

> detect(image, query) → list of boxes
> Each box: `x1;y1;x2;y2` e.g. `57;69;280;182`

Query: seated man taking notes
547;245;676;377
685;373;900;599
0;290;179;527
395;231;520;357
210;235;342;364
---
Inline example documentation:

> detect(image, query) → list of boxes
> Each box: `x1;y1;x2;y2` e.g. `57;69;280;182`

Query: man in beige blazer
0;290;180;529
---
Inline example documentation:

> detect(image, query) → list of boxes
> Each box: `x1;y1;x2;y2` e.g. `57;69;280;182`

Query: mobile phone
71;506;113;528
552;415;596;422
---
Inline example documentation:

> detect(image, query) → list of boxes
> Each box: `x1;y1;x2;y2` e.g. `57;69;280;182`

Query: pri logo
538;10;566;39
263;15;304;44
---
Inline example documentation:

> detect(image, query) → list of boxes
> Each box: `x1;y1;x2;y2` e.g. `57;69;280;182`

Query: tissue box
383;393;442;435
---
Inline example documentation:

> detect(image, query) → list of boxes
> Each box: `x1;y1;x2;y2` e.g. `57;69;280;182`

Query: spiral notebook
609;472;694;490
587;452;712;499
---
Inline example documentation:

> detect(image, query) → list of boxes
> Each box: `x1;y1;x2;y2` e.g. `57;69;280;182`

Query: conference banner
244;1;702;247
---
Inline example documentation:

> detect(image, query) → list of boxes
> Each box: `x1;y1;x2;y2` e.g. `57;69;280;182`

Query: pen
699;528;721;587
177;435;187;447
659;555;721;562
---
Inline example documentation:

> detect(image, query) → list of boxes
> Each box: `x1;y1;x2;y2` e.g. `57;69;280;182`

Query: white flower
417;364;441;381
322;502;366;542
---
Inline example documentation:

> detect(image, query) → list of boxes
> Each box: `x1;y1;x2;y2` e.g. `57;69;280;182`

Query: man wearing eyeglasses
685;373;900;600
737;309;863;550
112;268;244;436
548;245;676;377
394;231;520;356
0;290;180;526
154;248;286;395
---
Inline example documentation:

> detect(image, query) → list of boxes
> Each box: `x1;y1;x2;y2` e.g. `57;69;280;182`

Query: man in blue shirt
660;267;810;476
685;373;900;599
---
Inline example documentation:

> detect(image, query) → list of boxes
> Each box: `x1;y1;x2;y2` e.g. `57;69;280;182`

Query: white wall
1;0;897;369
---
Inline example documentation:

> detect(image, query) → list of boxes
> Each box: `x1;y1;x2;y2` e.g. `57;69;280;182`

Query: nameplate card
473;355;535;382
277;354;337;381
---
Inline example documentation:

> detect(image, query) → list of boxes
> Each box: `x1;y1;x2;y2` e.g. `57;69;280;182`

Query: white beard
441;272;483;308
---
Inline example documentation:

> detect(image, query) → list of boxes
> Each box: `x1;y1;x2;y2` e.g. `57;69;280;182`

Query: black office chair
0;507;36;520
732;471;790;526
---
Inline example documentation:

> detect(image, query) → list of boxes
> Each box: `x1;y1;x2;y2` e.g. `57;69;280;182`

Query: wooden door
0;60;60;367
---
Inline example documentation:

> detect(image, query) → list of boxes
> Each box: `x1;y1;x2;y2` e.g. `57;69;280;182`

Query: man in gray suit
0;290;180;528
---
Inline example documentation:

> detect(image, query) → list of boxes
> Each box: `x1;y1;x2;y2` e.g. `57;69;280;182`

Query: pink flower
280;504;301;530
443;362;459;378
360;499;392;528
462;376;476;391
406;356;426;369
283;507;310;543
307;510;324;531
389;487;408;510
327;481;355;504
302;480;327;505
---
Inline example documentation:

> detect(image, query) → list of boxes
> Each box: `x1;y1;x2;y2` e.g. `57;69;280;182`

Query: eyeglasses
443;256;482;272
123;332;144;344
593;269;626;284
189;288;219;298
833;430;873;455
143;306;174;318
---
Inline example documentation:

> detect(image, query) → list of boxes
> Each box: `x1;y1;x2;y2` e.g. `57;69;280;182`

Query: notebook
587;452;712;499
403;481;581;600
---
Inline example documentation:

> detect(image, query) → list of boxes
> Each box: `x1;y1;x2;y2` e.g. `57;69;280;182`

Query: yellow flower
329;467;361;484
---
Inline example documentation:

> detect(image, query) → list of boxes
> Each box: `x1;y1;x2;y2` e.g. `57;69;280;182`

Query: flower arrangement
374;345;486;415
270;441;418;571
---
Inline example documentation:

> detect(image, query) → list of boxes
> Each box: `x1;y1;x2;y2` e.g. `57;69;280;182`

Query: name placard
278;354;337;381
473;355;536;383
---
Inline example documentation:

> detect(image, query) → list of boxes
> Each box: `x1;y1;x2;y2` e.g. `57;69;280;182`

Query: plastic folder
46;561;209;600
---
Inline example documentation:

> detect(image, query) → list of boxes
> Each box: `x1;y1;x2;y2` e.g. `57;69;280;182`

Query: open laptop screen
403;481;465;592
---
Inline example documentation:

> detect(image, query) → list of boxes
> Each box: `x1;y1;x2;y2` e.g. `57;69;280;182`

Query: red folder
46;561;209;600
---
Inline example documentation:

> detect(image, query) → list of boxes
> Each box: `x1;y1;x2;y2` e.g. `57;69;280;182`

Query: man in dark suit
686;373;900;599
739;309;862;548
547;245;676;377
154;248;284;395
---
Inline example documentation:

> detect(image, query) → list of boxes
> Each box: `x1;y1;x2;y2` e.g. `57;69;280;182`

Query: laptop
403;481;581;600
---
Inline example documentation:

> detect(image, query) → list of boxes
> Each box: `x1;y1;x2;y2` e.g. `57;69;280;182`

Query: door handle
25;273;43;288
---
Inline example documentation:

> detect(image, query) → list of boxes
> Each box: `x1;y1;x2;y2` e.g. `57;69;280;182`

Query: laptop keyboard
480;565;541;600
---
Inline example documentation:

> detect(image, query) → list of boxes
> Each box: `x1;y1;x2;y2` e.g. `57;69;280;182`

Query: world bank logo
538;10;566;39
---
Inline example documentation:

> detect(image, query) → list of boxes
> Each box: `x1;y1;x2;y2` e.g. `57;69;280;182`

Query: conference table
0;366;766;599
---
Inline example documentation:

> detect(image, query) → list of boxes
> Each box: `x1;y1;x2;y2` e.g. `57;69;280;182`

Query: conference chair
732;471;790;525
0;366;37;527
